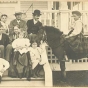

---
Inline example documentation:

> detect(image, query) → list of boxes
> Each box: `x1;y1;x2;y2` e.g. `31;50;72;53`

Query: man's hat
14;12;23;16
72;11;81;16
32;10;41;16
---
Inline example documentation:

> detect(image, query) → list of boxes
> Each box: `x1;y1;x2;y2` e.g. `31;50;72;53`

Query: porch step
2;77;44;81
0;80;45;87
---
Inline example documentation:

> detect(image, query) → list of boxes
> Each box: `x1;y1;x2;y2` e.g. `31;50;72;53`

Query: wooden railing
40;10;88;34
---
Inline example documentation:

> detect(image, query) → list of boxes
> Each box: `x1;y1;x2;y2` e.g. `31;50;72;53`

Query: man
9;12;27;42
0;58;10;83
27;10;42;42
27;10;43;77
0;25;12;62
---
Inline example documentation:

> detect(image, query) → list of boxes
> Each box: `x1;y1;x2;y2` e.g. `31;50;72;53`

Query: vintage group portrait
0;0;88;87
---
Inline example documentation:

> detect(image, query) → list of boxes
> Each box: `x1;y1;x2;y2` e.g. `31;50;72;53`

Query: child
68;11;82;37
29;40;44;78
0;58;10;83
12;32;32;79
0;14;9;35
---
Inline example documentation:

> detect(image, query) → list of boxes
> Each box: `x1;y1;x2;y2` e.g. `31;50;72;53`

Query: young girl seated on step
29;40;45;78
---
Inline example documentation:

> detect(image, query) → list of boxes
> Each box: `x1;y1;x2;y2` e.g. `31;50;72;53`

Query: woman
65;11;87;59
9;32;32;79
68;11;82;36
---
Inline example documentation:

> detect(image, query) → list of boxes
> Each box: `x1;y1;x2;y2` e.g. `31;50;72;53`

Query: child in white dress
29;40;44;77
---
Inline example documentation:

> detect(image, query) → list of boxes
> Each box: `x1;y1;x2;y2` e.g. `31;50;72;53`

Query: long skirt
64;34;88;59
8;51;32;78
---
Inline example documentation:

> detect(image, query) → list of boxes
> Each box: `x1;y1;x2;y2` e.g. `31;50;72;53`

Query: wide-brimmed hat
32;10;41;16
72;11;81;16
14;12;23;16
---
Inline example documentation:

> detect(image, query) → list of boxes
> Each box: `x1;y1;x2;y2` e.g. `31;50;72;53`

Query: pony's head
37;26;63;48
41;26;63;41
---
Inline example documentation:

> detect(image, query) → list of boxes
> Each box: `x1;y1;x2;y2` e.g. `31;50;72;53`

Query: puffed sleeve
75;21;82;34
12;39;18;48
25;39;30;46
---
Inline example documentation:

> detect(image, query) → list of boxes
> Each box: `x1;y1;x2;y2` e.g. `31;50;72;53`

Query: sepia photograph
0;0;88;87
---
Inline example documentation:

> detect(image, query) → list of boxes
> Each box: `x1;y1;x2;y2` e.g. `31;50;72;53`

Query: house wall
20;1;48;20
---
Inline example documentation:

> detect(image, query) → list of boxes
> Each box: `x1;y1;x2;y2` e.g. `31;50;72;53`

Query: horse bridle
42;30;47;43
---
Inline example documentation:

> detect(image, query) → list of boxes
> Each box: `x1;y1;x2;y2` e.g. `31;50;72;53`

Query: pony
36;26;88;82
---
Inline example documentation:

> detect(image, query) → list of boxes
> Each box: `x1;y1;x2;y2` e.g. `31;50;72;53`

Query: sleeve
75;21;82;34
12;39;18;48
27;20;30;34
2;59;10;70
9;20;14;35
25;39;30;46
21;21;27;32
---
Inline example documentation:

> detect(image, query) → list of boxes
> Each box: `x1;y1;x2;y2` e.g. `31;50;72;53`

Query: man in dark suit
0;25;12;61
9;12;27;42
27;10;43;77
27;10;42;42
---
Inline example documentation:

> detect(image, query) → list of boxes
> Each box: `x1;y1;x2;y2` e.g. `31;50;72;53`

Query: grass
53;71;88;87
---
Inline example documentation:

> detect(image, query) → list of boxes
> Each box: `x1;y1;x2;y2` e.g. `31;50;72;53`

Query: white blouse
12;38;30;54
69;19;82;36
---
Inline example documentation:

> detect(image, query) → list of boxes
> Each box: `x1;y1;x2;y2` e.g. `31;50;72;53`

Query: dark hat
72;11;81;16
14;12;23;16
32;10;41;16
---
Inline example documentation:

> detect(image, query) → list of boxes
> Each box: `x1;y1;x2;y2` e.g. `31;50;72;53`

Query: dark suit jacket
27;19;42;34
0;33;10;47
9;19;27;35
9;19;27;42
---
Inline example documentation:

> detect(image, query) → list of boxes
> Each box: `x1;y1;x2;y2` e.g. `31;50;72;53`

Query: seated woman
29;40;45;78
11;32;32;79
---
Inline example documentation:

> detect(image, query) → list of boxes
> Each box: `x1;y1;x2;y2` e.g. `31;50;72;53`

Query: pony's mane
42;26;63;48
43;26;63;39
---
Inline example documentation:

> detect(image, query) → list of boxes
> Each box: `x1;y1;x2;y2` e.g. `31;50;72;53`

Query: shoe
27;78;31;81
0;76;2;83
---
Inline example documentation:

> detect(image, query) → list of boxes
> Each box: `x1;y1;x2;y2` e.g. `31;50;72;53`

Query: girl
29;40;44;78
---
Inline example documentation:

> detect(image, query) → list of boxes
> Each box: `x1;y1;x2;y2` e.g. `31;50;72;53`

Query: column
83;2;88;33
59;2;69;34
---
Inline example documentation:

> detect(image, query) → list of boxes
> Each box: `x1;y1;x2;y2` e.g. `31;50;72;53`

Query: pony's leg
60;61;66;82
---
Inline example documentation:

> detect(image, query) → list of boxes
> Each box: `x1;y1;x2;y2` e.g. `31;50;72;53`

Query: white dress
29;47;43;69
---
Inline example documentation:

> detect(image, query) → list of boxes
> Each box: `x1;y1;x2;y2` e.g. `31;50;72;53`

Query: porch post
41;43;53;87
59;2;69;34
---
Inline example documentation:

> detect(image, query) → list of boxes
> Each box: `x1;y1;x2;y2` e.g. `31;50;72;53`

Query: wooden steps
2;77;44;81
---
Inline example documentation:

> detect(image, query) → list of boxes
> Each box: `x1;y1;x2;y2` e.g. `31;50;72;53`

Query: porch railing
40;10;88;34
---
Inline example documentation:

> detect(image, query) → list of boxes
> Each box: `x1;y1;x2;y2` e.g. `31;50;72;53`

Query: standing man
9;12;27;42
27;9;42;43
